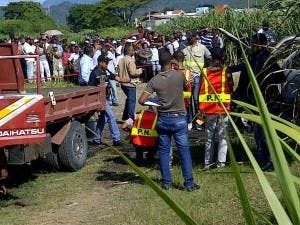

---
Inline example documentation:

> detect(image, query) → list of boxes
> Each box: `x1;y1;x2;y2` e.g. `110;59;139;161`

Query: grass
24;80;76;90
1;142;298;225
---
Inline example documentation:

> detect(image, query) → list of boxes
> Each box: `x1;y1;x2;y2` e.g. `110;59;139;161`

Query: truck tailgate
27;85;106;124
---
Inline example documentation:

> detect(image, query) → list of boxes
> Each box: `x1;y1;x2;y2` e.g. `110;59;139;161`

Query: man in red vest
130;108;158;165
199;48;233;170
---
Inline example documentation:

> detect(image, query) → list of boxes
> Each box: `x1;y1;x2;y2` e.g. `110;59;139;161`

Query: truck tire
58;121;88;171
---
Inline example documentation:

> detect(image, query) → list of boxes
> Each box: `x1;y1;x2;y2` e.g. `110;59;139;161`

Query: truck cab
0;43;105;173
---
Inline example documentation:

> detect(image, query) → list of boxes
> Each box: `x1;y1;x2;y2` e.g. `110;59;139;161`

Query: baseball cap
97;55;111;63
70;41;76;45
126;38;137;43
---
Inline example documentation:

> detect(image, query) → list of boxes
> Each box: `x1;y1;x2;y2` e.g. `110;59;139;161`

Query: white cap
70;41;76;45
126;38;136;43
34;39;39;43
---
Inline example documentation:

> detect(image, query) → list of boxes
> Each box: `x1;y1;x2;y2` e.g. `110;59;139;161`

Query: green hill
1;0;267;25
137;0;266;16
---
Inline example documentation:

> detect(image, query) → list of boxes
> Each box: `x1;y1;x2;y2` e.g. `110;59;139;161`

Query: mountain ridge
42;0;264;9
42;0;265;24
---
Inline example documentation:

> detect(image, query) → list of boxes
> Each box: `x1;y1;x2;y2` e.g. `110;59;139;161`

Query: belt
158;112;185;116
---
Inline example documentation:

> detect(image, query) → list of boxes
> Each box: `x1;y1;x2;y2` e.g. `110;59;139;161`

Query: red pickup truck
0;43;106;173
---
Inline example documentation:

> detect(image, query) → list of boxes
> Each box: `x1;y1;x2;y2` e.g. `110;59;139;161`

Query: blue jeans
121;85;136;121
192;75;200;116
93;100;121;143
108;79;119;104
157;114;194;188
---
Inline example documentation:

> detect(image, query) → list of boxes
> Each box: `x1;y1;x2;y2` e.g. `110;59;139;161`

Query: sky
0;0;45;6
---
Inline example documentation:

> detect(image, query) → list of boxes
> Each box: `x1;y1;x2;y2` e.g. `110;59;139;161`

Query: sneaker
113;140;122;146
161;184;171;190
193;124;204;131
217;162;226;168
202;164;212;171
185;183;200;192
188;123;193;131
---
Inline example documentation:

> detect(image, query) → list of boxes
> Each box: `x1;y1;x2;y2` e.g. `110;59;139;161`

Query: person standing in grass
88;55;122;146
117;44;143;121
199;48;233;170
172;50;193;130
182;30;211;131
138;50;200;191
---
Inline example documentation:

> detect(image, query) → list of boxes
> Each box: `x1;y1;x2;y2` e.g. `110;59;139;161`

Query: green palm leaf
237;31;300;224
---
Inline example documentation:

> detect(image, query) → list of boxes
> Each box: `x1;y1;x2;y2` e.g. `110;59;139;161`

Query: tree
67;4;94;32
67;0;151;31
95;0;152;26
3;1;56;34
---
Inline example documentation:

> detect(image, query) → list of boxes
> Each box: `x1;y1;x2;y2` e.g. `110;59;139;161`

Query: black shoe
112;102;119;106
90;140;101;146
113;140;122;146
262;162;274;172
185;183;200;192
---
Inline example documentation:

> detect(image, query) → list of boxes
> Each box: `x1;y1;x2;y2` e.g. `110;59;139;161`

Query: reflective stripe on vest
131;128;158;137
131;110;158;137
183;69;192;99
184;61;204;68
183;91;191;98
199;93;230;102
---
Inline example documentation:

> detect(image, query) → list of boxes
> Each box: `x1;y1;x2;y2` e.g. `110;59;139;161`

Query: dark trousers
121;85;136;121
254;124;272;166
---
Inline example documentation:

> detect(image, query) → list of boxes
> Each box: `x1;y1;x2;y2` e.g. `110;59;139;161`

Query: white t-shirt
93;49;101;67
107;51;117;74
23;42;36;62
150;47;159;62
116;45;124;56
69;53;79;62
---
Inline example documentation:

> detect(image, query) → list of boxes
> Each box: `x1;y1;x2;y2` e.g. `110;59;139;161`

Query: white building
196;7;210;14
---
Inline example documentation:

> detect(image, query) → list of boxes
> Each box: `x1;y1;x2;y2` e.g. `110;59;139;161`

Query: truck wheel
58;121;88;171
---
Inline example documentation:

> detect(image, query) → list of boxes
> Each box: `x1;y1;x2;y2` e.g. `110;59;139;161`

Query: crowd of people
0;20;285;193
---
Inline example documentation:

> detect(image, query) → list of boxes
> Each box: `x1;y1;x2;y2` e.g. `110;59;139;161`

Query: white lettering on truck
0;128;45;137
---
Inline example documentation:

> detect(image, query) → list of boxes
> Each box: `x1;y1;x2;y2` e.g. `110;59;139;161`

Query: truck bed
26;85;106;124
